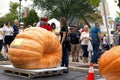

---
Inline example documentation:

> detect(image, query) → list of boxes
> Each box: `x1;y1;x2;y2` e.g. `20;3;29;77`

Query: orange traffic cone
87;62;95;80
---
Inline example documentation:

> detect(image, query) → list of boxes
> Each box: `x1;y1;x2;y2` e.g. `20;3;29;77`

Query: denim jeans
61;47;68;67
91;39;100;63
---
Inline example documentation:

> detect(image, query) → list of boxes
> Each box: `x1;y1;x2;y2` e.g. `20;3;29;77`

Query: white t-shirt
0;28;3;40
108;34;114;44
80;32;90;45
103;36;107;44
3;26;14;36
36;22;40;27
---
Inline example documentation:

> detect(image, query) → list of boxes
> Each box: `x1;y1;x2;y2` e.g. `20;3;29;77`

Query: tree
118;0;120;8
23;9;39;26
117;12;120;17
85;13;103;23
32;0;96;26
9;1;19;14
0;2;19;27
88;0;100;7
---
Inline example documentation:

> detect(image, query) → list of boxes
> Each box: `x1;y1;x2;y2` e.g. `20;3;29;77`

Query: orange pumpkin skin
8;27;62;69
98;46;120;80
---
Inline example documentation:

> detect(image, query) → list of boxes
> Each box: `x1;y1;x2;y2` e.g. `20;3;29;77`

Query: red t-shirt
40;25;52;32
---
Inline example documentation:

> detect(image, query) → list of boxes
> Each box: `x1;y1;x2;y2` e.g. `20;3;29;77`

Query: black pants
5;36;13;45
82;45;88;57
0;40;3;52
61;47;68;67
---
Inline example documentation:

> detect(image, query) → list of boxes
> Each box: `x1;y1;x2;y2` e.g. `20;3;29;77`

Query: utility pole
19;0;22;22
101;0;111;48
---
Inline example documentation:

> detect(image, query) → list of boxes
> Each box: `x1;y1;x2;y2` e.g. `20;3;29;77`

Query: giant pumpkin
8;27;62;69
98;46;120;80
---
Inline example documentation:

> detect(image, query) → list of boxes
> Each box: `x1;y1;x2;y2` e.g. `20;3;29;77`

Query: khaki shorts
71;44;80;53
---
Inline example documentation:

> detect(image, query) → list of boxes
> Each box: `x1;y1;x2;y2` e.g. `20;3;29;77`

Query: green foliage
0;2;19;27
23;9;39;27
115;12;120;23
9;1;19;14
0;1;39;28
117;12;120;17
85;13;102;22
88;0;100;7
32;0;96;25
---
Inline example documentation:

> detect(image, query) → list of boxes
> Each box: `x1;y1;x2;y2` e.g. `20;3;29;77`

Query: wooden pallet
0;65;67;78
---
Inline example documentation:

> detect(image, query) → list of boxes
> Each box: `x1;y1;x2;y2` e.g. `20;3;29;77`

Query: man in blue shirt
13;19;19;40
90;22;101;64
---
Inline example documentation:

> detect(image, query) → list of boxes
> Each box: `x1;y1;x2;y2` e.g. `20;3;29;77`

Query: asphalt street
0;68;103;80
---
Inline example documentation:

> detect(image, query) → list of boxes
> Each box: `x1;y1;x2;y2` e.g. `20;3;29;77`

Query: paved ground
0;59;105;80
0;52;105;80
0;68;103;80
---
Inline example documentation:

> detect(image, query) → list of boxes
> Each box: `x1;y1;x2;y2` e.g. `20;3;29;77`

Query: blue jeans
91;39;100;63
61;47;68;67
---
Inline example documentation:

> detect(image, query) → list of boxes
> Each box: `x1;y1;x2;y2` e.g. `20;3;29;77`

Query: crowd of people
0;17;120;73
0;17;55;59
0;20;19;59
58;18;120;73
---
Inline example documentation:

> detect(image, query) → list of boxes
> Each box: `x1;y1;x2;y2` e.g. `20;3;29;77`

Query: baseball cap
41;17;48;21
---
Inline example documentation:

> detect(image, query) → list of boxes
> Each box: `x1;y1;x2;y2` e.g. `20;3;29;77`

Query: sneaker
76;59;79;62
80;56;82;60
85;60;88;63
72;58;75;62
83;60;85;63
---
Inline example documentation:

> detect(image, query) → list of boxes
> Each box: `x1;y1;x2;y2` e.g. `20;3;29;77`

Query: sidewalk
68;56;100;75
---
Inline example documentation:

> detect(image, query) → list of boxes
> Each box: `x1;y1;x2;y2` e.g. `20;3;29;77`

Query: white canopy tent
48;18;60;33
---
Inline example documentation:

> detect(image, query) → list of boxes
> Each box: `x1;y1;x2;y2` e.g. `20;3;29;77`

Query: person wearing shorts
70;26;80;62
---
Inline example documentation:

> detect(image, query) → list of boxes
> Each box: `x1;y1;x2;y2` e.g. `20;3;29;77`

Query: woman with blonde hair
80;25;90;63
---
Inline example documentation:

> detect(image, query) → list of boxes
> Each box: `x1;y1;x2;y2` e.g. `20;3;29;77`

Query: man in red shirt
40;17;52;31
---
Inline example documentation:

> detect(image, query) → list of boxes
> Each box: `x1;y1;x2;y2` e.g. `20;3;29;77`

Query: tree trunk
83;18;91;28
68;16;74;26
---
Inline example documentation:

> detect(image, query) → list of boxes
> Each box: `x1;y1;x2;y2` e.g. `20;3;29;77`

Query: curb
0;61;10;65
69;66;100;75
69;62;101;75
